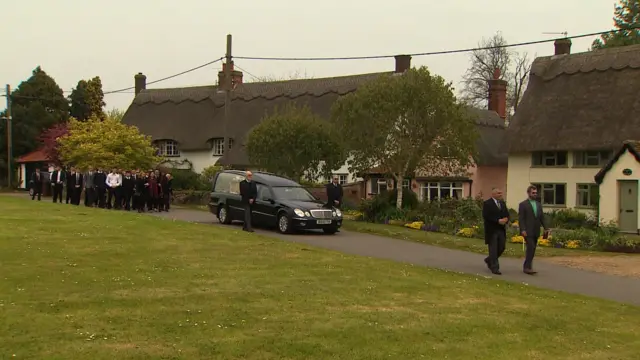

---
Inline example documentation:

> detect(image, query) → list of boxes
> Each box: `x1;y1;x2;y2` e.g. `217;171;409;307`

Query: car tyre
277;213;292;234
218;205;232;224
323;227;338;235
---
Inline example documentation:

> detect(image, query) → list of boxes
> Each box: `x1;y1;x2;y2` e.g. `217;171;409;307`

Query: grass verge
1;196;639;359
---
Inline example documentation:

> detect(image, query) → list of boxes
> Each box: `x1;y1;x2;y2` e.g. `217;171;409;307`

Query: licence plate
317;220;332;225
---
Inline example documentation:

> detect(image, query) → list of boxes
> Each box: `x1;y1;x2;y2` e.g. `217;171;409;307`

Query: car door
253;184;277;227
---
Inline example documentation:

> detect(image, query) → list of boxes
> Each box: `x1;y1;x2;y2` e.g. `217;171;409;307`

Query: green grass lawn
1;197;640;359
341;221;619;258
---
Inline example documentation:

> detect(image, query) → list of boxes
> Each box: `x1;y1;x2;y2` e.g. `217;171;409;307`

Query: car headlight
294;208;305;217
332;211;337;217
335;209;342;217
304;211;312;217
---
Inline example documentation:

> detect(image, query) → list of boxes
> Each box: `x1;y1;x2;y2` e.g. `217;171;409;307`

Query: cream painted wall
598;149;640;225
506;152;598;213
164;150;220;173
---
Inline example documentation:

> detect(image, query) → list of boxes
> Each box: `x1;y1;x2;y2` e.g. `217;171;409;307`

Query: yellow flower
456;227;476;238
510;235;524;243
538;239;551;247
404;221;424;230
566;240;580;249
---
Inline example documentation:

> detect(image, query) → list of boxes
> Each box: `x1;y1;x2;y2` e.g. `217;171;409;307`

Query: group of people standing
31;166;173;212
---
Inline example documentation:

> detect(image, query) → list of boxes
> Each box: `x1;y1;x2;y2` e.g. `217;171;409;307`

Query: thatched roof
122;72;507;167
122;73;386;153
505;44;640;153
594;140;640;184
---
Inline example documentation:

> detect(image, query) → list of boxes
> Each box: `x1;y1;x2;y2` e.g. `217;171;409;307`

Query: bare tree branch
508;52;533;115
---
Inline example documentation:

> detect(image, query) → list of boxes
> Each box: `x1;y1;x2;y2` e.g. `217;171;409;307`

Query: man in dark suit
482;187;509;275
84;168;96;207
70;169;83;205
518;185;550;275
239;171;257;232
65;167;76;204
121;170;135;211
326;176;344;209
94;168;107;208
160;173;173;211
50;166;65;203
31;168;43;201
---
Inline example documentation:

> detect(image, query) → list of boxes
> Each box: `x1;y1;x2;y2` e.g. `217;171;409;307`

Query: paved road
152;208;640;306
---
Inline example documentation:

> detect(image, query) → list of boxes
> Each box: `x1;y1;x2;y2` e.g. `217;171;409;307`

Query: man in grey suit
518;185;550;275
84;168;96;207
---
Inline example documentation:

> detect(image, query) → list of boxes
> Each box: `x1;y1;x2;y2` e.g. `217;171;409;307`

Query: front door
618;180;639;233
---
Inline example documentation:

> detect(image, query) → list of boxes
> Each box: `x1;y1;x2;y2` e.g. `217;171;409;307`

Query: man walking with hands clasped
518;185;550;275
482;187;509;275
239;171;257;233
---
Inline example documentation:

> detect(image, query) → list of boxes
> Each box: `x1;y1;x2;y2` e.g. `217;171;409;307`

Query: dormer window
156;140;180;157
211;138;234;156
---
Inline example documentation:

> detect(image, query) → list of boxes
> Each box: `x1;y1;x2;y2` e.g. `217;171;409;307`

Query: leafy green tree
0;66;68;183
106;108;125;122
245;103;345;181
69;76;106;121
592;0;640;49
58;114;160;171
331;66;478;209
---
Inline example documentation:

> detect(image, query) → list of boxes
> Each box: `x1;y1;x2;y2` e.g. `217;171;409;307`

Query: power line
233;65;262;81
234;27;640;61
1;57;225;100
103;57;224;94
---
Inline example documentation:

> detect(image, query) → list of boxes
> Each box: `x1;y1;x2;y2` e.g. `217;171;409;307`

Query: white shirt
492;198;501;209
106;173;122;187
56;171;61;183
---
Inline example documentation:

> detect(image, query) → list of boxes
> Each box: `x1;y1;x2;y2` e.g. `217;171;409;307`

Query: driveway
154;208;640;306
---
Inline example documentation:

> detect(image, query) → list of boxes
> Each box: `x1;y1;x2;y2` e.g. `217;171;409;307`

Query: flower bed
350;197;640;253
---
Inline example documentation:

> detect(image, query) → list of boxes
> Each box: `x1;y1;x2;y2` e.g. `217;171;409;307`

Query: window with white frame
211;138;233;156
334;174;348;185
402;179;410;189
576;183;598;207
156;140;180;157
573;151;611;167
532;183;566;206
531;151;568;167
420;182;463;201
371;178;388;194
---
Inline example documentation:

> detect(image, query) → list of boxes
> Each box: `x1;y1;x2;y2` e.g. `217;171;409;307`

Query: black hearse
209;170;343;234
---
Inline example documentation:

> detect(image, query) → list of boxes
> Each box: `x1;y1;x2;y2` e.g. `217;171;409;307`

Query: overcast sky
0;0;615;112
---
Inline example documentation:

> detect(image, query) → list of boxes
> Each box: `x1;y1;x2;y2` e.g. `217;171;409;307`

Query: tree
106;108;125;122
460;32;532;116
331;67;478;209
0;67;68;183
69;76;106;121
245;103;345;181
251;70;312;82
39;122;69;166
58;114;160;170
592;0;640;49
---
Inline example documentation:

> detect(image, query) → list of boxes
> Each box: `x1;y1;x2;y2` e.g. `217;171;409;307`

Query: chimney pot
134;72;146;95
218;61;243;88
394;55;411;73
554;38;572;55
487;67;508;121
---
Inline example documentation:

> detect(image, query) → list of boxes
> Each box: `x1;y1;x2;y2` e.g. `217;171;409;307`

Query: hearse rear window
214;172;244;194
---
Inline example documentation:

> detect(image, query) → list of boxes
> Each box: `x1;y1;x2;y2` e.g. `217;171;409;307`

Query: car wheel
218;205;232;224
323;227;338;235
277;213;291;234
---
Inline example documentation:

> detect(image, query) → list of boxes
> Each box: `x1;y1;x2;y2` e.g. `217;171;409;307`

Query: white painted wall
164;150;221;173
598;149;640;224
506;152;599;214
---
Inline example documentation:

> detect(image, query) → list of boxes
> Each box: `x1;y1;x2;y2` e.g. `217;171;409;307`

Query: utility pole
222;34;232;166
4;84;11;188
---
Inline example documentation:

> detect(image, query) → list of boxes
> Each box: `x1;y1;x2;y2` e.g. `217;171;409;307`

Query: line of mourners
30;166;173;213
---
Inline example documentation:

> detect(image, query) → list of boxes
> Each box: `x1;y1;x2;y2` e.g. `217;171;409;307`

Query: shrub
547;208;597;230
171;169;210;191
200;165;223;185
385;188;419;210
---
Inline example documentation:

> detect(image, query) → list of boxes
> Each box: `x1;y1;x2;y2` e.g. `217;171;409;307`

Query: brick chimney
487;68;507;120
554;38;572;55
218;62;243;88
394;55;411;73
134;72;146;95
